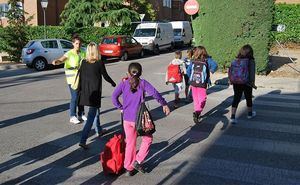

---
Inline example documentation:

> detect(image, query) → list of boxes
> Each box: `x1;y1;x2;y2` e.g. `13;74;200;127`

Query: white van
133;22;174;54
170;21;193;47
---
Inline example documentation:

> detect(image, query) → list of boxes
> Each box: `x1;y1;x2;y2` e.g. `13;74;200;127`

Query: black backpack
190;60;210;88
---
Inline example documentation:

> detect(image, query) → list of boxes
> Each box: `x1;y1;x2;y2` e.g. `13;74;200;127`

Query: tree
95;0;139;26
61;0;139;34
193;0;274;73
2;0;32;62
60;0;101;30
127;0;156;21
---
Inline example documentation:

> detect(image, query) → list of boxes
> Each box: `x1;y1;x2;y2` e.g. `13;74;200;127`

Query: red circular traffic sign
184;0;199;15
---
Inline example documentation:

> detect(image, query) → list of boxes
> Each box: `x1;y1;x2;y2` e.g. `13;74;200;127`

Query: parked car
133;22;174;54
99;35;144;61
22;39;74;71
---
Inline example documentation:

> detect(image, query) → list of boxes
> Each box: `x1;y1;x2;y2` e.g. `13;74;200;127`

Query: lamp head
40;0;48;9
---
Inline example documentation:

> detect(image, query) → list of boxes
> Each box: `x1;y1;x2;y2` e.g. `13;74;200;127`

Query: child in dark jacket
229;44;256;124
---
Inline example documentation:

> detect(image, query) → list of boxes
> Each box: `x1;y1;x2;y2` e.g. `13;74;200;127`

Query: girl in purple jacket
112;62;170;176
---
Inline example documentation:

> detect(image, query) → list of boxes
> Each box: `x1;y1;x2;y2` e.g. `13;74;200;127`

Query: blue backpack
229;59;249;84
190;60;209;88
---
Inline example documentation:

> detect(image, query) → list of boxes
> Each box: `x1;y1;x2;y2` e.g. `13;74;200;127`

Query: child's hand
163;105;170;116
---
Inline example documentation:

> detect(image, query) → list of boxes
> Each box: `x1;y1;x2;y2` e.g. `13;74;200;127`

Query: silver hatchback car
22;39;74;71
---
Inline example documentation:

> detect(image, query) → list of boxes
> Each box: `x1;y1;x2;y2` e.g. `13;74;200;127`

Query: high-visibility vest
64;49;86;85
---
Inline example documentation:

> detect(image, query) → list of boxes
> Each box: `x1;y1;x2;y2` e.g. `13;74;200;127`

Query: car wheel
121;52;128;61
153;45;159;55
139;49;144;58
33;57;47;71
26;63;33;68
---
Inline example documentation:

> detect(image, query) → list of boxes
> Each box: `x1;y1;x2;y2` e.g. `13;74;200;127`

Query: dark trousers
232;84;253;108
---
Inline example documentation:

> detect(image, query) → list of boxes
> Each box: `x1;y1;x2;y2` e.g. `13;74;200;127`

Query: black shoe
193;112;198;124
133;161;145;173
79;143;88;150
197;112;202;123
125;170;134;176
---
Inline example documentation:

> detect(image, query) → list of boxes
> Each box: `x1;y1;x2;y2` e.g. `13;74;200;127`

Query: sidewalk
211;72;300;91
0;62;299;91
0;62;25;70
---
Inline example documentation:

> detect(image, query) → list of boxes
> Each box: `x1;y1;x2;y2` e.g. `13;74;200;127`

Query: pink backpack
228;59;249;84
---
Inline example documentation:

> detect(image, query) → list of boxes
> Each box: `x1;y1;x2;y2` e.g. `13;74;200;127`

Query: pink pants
191;86;207;112
123;120;153;171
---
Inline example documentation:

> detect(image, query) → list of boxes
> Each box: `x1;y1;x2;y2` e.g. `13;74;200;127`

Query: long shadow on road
0;121;123;184
0;103;69;129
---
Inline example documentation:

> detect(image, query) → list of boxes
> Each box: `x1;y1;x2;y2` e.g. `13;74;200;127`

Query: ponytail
128;62;142;93
129;75;140;93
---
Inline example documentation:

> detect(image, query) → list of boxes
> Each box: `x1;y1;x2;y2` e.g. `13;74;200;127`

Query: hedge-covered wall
193;0;274;73
272;3;300;43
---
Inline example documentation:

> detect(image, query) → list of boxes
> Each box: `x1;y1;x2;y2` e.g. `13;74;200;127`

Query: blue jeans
80;107;103;144
68;85;84;117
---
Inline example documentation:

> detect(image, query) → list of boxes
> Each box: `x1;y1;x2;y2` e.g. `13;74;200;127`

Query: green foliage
60;0;101;30
193;0;274;73
0;26;132;52
272;4;300;43
95;0;139;26
2;0;33;62
61;0;139;33
129;0;156;21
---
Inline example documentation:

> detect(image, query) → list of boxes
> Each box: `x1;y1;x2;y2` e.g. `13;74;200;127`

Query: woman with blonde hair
77;42;116;149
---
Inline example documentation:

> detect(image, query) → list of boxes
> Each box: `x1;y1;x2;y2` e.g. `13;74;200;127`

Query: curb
0;63;26;71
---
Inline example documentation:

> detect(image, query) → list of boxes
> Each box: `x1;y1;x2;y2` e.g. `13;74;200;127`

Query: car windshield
24;41;35;48
173;29;182;36
133;29;156;37
102;38;118;45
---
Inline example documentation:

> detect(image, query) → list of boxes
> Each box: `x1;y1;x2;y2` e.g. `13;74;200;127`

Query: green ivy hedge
192;0;274;73
272;4;300;43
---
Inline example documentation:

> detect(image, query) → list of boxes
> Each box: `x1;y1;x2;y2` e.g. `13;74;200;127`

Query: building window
0;4;9;18
163;0;172;8
0;2;23;18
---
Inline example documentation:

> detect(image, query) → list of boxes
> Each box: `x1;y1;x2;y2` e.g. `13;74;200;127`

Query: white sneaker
78;115;87;122
70;116;80;124
230;118;238;124
247;111;256;119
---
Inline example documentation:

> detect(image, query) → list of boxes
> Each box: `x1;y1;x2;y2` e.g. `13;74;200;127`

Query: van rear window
102;38;118;45
173;29;182;36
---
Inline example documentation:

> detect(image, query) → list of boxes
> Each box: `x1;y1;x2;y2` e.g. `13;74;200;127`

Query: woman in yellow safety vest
52;35;86;124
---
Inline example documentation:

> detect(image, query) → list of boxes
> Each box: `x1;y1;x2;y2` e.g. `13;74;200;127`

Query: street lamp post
40;0;48;39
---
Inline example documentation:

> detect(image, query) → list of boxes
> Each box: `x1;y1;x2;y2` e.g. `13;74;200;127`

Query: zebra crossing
147;86;300;185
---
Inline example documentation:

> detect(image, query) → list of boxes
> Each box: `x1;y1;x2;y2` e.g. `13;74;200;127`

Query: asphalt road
0;51;300;185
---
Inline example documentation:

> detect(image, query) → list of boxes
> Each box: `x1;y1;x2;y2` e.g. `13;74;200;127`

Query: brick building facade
0;0;67;27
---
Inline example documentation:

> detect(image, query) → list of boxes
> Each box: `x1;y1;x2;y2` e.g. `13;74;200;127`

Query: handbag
135;81;156;136
71;59;83;90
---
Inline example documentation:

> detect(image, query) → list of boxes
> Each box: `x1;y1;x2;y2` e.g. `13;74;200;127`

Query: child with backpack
187;46;218;124
228;44;256;124
183;49;194;100
112;62;170;176
166;50;186;108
